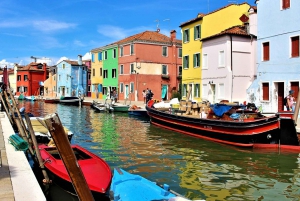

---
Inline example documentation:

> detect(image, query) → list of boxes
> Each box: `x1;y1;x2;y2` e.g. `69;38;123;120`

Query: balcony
161;74;169;79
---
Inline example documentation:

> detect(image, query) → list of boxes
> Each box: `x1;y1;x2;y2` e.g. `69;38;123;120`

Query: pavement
0;112;46;201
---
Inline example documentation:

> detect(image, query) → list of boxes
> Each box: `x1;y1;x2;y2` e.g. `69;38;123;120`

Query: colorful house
56;55;87;97
84;59;91;97
248;0;300;112
117;30;182;102
179;3;251;102
16;63;47;96
91;48;104;99
43;66;57;98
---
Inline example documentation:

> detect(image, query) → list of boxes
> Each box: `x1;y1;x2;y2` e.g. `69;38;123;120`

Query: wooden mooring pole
43;113;94;201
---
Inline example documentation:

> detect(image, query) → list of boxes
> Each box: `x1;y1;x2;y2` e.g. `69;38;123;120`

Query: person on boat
286;90;296;112
142;90;146;103
146;89;154;103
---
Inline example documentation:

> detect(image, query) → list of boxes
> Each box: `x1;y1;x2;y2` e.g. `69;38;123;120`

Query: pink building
117;30;182;102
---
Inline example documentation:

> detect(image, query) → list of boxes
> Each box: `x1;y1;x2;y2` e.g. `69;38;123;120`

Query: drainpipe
230;35;233;102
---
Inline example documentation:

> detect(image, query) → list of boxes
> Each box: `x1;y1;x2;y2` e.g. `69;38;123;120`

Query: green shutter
199;25;201;39
194;26;196;40
193;54;196;67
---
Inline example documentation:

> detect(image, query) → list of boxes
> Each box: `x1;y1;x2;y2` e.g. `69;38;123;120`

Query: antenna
155;19;160;29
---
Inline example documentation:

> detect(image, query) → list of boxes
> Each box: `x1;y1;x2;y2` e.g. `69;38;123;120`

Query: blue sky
0;0;255;67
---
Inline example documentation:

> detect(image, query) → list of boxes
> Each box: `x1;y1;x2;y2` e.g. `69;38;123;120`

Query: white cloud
82;52;91;60
0;59;15;68
32;20;77;32
56;57;69;65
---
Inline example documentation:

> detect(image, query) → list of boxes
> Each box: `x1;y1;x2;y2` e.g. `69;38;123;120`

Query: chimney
78;55;82;65
244;22;250;34
170;30;176;42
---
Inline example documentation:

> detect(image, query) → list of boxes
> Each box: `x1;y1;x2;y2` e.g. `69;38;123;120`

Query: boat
24;95;36;101
110;168;197;201
24;117;74;144
91;100;114;113
44;98;60;104
112;104;130;112
128;105;148;117
39;144;112;199
59;96;83;106
146;99;300;149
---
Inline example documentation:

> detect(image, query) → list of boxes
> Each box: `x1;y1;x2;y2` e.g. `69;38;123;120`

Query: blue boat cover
211;104;232;117
110;168;176;201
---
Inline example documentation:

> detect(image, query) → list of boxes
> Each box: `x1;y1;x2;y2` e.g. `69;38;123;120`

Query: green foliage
171;91;181;101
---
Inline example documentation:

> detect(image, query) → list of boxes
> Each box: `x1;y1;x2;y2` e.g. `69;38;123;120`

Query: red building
117;30;182;102
16;63;48;96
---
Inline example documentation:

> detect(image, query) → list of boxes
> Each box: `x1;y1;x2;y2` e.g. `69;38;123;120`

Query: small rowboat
110;168;199;201
39;144;112;199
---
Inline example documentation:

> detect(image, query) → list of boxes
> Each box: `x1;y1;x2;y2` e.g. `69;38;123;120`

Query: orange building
16;63;48;96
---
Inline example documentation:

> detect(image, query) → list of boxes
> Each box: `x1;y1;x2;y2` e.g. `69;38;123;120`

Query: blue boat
110;168;193;201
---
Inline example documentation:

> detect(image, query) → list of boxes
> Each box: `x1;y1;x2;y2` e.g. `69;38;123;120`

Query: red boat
39;144;112;199
146;100;300;150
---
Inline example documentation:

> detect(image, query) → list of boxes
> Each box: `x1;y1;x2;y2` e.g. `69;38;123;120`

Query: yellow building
179;3;250;102
91;47;103;99
44;66;57;98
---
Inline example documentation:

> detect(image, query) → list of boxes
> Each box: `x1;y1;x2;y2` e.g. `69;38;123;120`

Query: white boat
24;95;36;101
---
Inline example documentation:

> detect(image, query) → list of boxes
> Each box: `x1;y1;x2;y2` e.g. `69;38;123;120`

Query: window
182;84;187;97
112;69;117;78
113;49;117;58
98;52;102;61
62;64;65;69
100;68;102;76
17;75;21;81
103;70;108;78
103;87;107;95
262;42;270;61
193;53;200;67
282;0;290;9
203;54;208;69
24;87;28;92
183;55;189;69
130;82;134;93
120;65;124;74
178;48;182;58
120;46;124;56
194;25;201;40
291;36;299;57
104;51;108;60
162;46;168;57
162;65;167;75
88;73;91;80
59;75;61;81
88;85;91;92
183;29;189;43
218;51;225;67
93;68;95;76
120;83;124;93
53;86;56;92
130;64;134;74
24;75;28;81
262;82;269;101
194;84;200;98
218;83;224;99
130;44;134;55
178;66;182;76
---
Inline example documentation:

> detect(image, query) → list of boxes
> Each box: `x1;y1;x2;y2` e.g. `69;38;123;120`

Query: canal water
20;101;300;201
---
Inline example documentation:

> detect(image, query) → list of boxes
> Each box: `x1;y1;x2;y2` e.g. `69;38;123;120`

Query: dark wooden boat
59;96;83;106
146;100;299;149
44;98;60;104
39;144;112;199
128;105;149;117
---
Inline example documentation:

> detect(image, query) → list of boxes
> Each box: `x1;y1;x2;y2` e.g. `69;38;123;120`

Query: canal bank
0;112;46;201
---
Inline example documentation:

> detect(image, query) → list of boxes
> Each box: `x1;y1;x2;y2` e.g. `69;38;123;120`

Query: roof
17;62;45;72
116;30;181;46
180;2;250;27
201;25;257;41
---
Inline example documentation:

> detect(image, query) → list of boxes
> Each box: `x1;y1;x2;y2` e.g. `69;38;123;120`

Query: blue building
248;0;300;112
56;55;87;97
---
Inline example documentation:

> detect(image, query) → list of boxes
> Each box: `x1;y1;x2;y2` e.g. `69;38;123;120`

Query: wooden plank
43;113;94;201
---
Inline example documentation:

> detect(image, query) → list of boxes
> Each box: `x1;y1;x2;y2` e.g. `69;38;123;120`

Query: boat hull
39;144;112;199
60;97;83;106
110;168;180;201
112;105;130;112
128;109;148;117
146;106;299;147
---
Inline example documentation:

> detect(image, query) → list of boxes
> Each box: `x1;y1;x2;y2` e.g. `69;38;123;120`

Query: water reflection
20;101;300;201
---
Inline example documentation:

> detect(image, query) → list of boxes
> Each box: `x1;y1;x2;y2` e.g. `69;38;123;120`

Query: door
125;85;129;99
62;87;65;96
291;82;299;101
277;82;284;112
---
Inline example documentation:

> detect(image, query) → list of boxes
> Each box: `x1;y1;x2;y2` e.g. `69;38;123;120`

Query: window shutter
263;43;270;61
199;25;201;39
193;54;196;67
292;37;299;57
194;27;197;40
262;83;269;100
92;54;94;62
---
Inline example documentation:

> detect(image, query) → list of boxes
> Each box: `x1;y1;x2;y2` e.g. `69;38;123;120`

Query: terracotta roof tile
17;62;45;71
116;30;181;46
201;25;256;41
